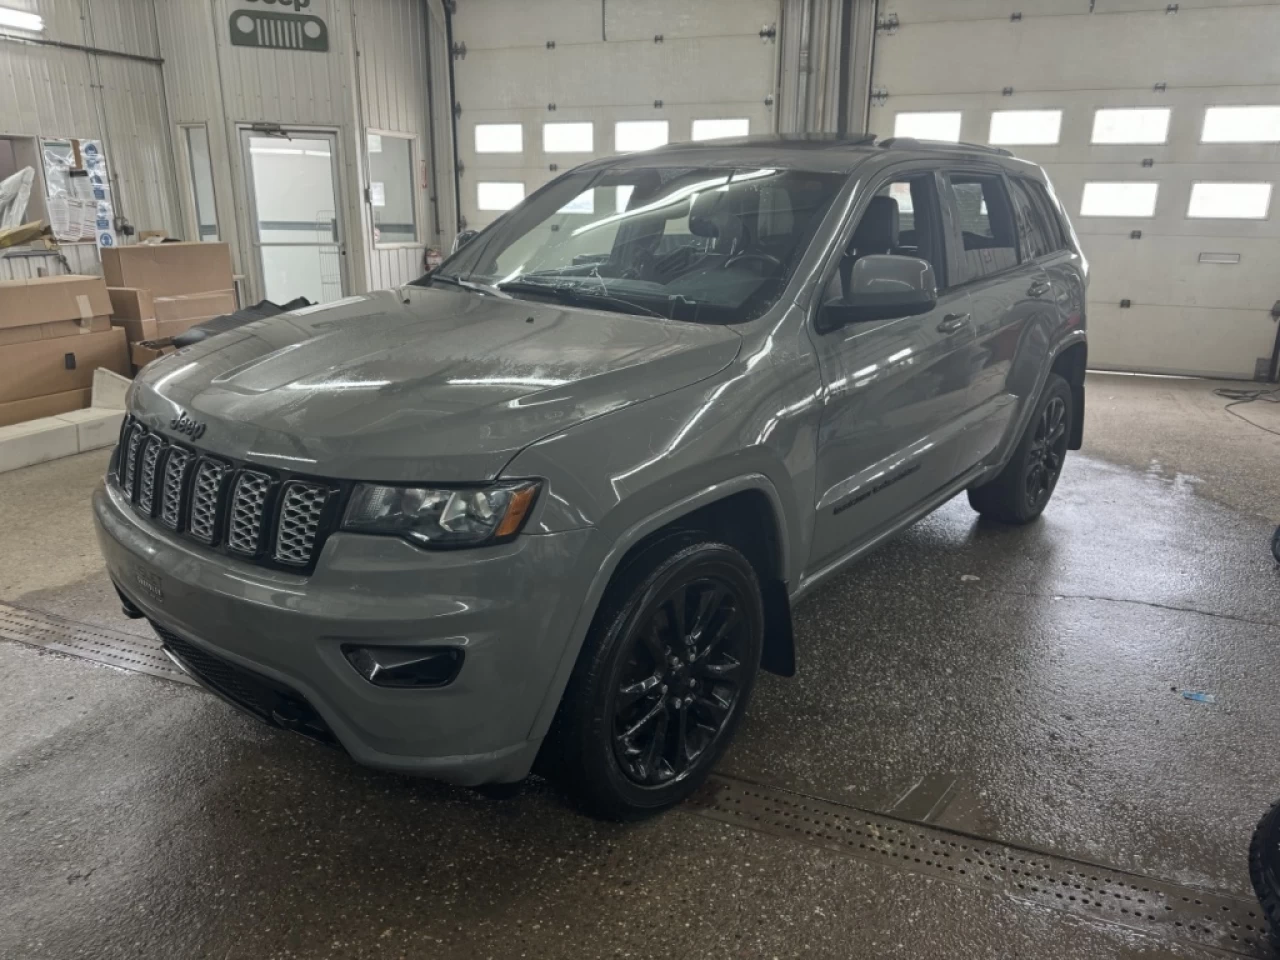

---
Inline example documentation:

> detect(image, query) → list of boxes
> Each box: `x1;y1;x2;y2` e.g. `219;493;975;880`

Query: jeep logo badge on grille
170;412;207;441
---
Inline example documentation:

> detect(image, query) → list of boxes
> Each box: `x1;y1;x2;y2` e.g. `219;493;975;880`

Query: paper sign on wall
369;182;386;207
41;138;116;248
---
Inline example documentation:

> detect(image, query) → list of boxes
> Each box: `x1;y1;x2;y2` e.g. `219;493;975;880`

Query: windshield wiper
427;273;510;298
498;279;666;319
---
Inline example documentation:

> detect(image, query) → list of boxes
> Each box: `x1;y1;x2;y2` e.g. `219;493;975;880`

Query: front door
240;128;347;304
807;169;976;575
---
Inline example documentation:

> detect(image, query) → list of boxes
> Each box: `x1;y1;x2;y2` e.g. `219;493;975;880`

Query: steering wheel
723;252;784;273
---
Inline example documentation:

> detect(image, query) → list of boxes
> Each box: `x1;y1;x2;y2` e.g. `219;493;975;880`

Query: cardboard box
154;289;235;323
0;388;91;428
0;328;129;404
0;275;112;332
101;242;234;299
112;315;158;344
107;286;155;322
0;314;110;347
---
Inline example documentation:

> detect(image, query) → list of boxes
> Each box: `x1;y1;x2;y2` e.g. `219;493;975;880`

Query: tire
546;535;764;821
1249;800;1280;950
968;372;1073;524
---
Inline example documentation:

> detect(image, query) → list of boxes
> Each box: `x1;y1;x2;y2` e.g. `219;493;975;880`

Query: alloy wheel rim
611;576;748;787
1024;396;1068;508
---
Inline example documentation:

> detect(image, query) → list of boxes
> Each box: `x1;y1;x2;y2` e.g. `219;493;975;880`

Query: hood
131;286;741;482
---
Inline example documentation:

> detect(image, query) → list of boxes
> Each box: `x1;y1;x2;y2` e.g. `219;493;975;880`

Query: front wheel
968;372;1073;524
547;537;763;820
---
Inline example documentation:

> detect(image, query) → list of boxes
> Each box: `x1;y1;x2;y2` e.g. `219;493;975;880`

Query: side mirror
818;254;938;333
451;229;478;254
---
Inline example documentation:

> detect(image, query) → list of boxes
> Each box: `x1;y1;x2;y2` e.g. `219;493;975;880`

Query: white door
239;128;348;305
868;0;1280;380
451;0;781;230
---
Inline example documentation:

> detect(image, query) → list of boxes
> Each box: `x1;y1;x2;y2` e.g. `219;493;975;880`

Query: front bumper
93;481;598;785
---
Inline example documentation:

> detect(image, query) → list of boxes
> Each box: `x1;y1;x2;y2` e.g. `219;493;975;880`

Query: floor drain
691;774;1269;958
0;601;193;685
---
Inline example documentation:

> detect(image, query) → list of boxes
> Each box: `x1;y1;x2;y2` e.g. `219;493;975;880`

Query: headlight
341;480;541;548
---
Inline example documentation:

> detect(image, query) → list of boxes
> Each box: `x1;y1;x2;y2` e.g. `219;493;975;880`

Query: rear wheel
968;373;1073;524
547;536;763;820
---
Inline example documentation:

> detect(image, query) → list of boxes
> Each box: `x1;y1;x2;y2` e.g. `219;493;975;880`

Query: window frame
938;166;1024;287
365;129;422;249
1007;177;1053;263
808;161;961;333
177;122;220;244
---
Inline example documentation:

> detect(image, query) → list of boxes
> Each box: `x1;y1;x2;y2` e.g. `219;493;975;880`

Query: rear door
940;168;1051;473
807;166;975;575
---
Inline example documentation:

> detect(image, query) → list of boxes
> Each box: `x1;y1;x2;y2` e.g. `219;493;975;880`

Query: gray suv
94;135;1087;819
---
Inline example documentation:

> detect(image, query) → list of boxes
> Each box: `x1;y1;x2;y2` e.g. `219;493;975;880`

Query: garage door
868;0;1280;380
451;0;780;230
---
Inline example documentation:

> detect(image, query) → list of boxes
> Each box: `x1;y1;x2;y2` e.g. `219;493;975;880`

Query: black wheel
1249;800;1280;950
968;372;1073;524
546;535;763;820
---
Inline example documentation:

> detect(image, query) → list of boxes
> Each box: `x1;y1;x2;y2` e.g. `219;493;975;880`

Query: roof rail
877;137;1014;157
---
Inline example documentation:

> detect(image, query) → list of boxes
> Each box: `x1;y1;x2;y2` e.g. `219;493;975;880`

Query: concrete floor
2;372;1279;959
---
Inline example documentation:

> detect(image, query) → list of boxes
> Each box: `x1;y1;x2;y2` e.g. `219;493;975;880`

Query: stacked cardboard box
103;242;235;369
0;275;130;427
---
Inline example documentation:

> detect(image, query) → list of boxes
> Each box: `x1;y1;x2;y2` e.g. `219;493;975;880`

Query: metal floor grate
0;601;193;685
691;775;1270;957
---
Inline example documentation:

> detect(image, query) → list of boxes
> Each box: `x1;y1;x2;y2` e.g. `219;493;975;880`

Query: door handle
937;313;969;334
1027;280;1051;298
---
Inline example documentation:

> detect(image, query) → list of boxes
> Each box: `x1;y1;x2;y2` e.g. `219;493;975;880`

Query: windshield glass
423;165;848;323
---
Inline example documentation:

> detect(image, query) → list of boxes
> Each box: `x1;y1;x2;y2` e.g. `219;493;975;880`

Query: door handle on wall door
937;313;969;334
1027;280;1051;297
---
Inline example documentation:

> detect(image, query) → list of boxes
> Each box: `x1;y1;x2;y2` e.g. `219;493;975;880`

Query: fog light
342;644;463;688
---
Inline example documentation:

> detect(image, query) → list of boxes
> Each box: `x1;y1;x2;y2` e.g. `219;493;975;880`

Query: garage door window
893;112;962;142
945;174;1018;281
1091;108;1171;145
1080;182;1158;218
544;123;593;153
615;121;669;153
989;110;1062;146
475;124;522;154
1187;182;1272;219
477;181;524;211
1201;106;1280;144
692;118;750;141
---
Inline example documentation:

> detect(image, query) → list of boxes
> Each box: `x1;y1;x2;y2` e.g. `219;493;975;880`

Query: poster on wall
40;138;116;248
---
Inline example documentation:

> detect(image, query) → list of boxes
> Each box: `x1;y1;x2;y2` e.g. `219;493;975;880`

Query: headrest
852;195;900;254
688;189;744;253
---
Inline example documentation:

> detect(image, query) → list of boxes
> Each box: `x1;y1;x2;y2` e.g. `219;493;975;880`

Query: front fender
504;362;822;740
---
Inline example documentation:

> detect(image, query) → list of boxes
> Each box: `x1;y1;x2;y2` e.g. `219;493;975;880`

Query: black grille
160;447;192;529
227;471;271;555
275;482;330;565
153;622;334;744
110;423;339;572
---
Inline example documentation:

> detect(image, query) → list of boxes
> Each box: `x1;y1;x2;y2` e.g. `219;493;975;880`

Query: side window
1024;179;1069;252
823;173;947;304
944;173;1018;282
1009;178;1052;261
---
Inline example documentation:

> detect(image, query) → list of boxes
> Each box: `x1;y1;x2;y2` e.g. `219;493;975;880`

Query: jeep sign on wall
229;0;328;52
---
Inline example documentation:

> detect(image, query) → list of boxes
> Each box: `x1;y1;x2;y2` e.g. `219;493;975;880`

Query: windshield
422;165;848;323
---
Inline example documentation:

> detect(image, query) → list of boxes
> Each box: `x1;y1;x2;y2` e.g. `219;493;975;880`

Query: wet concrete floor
2;373;1279;959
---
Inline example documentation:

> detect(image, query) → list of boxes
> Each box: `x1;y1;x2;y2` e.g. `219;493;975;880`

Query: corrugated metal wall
356;0;434;289
0;0;181;249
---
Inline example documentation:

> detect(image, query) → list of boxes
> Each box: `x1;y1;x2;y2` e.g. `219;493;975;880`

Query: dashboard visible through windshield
423;165;849;323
